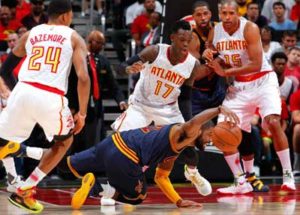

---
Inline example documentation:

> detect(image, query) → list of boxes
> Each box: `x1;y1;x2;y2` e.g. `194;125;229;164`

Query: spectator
290;89;300;176
81;0;104;17
261;0;295;22
261;26;281;63
67;30;127;150
0;6;22;45
268;2;297;31
236;0;252;16
15;0;32;21
290;0;300;24
21;0;48;30
244;2;268;28
271;52;296;101
131;0;156;47
125;0;162;28
273;30;298;55
0;32;19;65
284;47;300;86
140;11;161;49
16;26;28;38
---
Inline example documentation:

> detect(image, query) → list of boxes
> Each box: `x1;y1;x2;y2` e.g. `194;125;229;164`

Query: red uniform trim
235;71;271;82
22;81;64;96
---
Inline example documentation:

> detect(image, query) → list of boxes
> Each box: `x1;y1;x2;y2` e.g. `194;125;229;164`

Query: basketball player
111;20;213;203
66;105;239;209
203;0;295;194
0;0;90;213
179;1;228;185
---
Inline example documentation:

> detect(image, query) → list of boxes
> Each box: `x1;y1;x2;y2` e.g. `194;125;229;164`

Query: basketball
211;121;242;153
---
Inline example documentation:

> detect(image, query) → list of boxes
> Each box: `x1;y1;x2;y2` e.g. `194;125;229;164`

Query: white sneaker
217;175;253;195
184;165;212;196
6;176;23;193
281;170;296;191
100;197;116;206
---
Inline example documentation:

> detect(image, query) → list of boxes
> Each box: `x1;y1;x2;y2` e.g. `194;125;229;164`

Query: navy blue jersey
112;124;179;167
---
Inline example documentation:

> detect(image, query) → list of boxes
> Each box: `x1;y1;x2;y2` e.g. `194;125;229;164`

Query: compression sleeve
154;167;182;204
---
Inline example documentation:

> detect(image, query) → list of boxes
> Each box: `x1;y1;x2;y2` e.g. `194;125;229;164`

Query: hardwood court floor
0;179;299;215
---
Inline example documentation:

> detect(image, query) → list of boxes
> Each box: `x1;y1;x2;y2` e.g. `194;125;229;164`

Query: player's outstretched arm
71;32;91;134
154;158;202;208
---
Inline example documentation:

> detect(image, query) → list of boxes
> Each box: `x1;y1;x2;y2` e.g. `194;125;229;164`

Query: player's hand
72;112;86;135
218;106;240;125
125;61;144;74
207;60;226;77
119;101;128;110
176;199;203;208
202;48;218;62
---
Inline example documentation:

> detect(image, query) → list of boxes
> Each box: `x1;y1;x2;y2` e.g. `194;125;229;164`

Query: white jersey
132;44;196;107
18;24;74;94
213;18;272;76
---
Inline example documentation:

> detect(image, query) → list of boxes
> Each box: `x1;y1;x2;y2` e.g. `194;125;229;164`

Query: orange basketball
211;121;242;153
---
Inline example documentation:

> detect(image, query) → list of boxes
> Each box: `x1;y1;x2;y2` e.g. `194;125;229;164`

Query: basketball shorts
218;72;281;132
70;136;147;199
0;82;74;142
111;95;184;132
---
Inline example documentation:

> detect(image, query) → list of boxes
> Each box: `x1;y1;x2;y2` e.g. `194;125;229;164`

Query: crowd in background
0;0;299;179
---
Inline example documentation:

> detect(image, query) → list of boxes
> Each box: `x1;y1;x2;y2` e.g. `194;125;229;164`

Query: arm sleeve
0;52;22;90
178;85;192;121
154;167;182;204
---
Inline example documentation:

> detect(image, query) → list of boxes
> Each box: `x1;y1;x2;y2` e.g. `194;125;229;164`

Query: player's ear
170;34;175;42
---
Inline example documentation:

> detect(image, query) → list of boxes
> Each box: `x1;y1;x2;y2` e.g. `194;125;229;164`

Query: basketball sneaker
184;165;212;196
0;141;20;159
71;172;95;210
7;175;23;193
100;197;116;206
281;170;296;191
217;174;253;195
8;186;44;214
246;172;269;192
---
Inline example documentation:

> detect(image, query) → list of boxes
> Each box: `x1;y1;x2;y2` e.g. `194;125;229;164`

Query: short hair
247;1;259;9
289;46;300;54
272;1;286;10
48;0;72;19
261;25;272;32
170;20;191;34
152;11;162;22
192;1;210;13
282;30;297;38
220;0;239;11
271;52;287;64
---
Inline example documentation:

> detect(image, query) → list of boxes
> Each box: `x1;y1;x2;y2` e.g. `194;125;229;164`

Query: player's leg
239;131;269;192
259;72;295;191
216;88;254;194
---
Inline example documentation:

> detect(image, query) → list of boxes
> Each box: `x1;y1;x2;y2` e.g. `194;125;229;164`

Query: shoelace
190;174;205;187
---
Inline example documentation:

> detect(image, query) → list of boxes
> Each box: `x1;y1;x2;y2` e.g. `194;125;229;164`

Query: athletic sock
224;152;244;177
242;158;254;174
24;167;46;187
2;157;17;181
276;148;292;171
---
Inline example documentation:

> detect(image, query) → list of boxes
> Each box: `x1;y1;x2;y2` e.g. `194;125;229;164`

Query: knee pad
238;130;255;156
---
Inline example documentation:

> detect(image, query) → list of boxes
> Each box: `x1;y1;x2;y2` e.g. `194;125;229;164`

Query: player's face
193;6;211;28
195;128;213;150
219;4;239;32
171;29;192;56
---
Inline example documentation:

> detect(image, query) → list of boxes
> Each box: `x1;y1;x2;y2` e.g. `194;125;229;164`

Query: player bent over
63;106;239;209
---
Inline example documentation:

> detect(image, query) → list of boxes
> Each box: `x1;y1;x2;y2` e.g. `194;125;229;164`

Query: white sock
276;149;292;172
100;184;116;198
224;153;244;177
293;152;300;171
26;147;43;160
24;167;46;187
2;157;17;178
242;158;254;174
